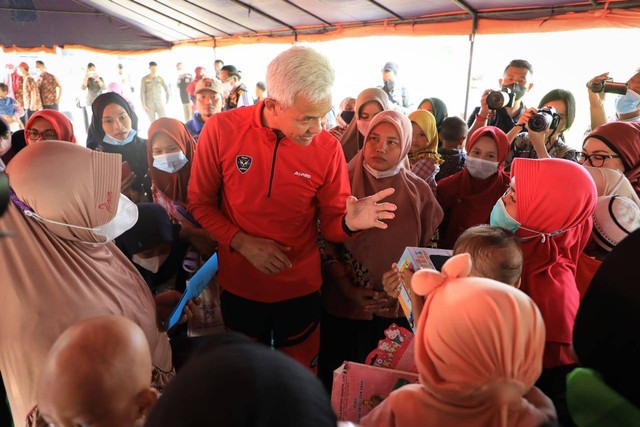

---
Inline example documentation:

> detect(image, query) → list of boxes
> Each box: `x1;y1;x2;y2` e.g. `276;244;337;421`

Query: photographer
587;69;640;130
468;59;534;136
503;89;577;173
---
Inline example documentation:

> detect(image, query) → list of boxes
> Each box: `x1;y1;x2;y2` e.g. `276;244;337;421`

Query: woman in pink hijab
360;254;555;427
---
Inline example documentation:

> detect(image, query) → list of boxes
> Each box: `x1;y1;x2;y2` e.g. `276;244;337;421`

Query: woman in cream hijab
0;141;173;425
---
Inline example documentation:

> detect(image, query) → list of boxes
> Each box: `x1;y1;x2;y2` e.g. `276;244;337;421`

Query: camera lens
486;90;510;110
528;112;552;132
603;82;628;95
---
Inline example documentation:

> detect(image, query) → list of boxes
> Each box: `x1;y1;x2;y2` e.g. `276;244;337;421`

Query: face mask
153;151;188;173
357;119;370;137
615;89;640;115
132;252;170;273
503;83;526;101
222;82;233;94
490;198;520;232
465;156;499;179
340;110;355;125
102;129;137;146
23;193;138;243
0;137;11;156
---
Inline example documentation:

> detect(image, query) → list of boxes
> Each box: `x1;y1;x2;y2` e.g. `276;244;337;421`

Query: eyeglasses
575;152;621;167
26;129;58;141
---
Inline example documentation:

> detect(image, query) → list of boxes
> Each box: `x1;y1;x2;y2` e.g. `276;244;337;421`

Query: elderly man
188;45;397;372
36;315;159;427
185;77;222;142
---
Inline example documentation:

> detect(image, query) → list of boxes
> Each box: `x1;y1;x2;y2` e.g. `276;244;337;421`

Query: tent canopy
2;0;640;52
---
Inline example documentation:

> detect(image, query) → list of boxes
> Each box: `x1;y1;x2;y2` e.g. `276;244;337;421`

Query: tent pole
463;13;477;120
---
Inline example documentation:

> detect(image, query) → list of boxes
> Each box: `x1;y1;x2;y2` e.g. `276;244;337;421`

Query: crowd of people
0;45;639;427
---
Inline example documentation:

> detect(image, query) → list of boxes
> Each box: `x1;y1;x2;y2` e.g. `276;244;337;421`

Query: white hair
266;45;335;109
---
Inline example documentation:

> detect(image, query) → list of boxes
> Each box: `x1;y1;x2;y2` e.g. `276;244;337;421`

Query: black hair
87;63;95;69
36;60;44;67
0;83;8;93
538;88;576;131
504;59;533;75
221;65;241;80
256;81;266;91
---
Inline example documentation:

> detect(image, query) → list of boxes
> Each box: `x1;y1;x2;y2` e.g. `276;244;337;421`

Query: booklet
396;247;453;332
165;252;219;331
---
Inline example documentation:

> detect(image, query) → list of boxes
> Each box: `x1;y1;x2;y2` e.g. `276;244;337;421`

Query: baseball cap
382;62;398;74
18;62;29;71
195;78;222;95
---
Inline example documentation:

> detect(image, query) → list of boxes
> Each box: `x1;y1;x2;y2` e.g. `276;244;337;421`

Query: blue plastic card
165;253;219;331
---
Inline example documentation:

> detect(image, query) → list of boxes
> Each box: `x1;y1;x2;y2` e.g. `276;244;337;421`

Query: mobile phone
121;161;133;178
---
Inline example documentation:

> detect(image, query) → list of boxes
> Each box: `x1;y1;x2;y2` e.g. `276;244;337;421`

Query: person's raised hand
344;187;396;232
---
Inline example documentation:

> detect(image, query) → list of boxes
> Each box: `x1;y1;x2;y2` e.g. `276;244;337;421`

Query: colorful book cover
331;361;419;423
365;323;416;373
396;247;453;332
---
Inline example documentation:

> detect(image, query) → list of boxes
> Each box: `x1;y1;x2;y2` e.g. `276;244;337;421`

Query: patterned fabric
13;75;24;107
436;149;466;181
37;71;61;106
503;132;577;172
22;76;42;111
410;157;438;195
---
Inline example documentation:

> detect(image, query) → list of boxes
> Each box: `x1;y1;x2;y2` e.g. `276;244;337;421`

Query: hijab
340;88;390;163
147;117;196;205
0;142;173;423
437;126;511;249
362;254;549;427
583;165;640;207
511;158;597;367
345;110;443;296
419;97;448;129
584;121;640;195
86;91;139;150
145;332;337;427
24;110;77;144
408;109;443;165
573;228;640;408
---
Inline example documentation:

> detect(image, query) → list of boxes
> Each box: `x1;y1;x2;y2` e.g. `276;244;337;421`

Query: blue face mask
153;151;188;173
102;129;137;146
615;89;640;115
490;198;520;232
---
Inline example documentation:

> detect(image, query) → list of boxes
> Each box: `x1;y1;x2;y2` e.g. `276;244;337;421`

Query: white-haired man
188;45;396;372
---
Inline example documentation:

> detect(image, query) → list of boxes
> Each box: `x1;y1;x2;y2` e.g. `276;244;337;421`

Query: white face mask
357;119;370;137
465;156;499;179
103;129;137;146
153;151;188;173
0;137;11;156
615;89;640;115
23;193;138;243
132;252;170;273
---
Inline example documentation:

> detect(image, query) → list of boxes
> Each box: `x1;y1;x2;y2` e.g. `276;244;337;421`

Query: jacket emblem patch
236;155;252;174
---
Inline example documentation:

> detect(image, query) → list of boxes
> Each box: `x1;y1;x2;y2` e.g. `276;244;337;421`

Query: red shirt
188;102;352;302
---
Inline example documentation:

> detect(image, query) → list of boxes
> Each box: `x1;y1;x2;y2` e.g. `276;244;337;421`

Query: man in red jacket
188;45;396;372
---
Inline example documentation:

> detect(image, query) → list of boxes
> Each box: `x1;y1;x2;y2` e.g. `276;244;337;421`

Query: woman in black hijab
87;92;151;202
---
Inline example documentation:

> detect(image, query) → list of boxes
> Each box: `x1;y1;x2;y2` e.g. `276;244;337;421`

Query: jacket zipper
267;138;281;198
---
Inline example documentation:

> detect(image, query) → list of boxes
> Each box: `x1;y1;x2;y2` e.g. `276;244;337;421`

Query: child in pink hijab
361;254;556;427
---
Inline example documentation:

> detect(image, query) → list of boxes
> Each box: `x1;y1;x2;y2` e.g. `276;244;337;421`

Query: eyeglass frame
575;151;621;167
26;128;58;141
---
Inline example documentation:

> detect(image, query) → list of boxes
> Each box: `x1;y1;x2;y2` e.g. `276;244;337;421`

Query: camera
486;87;516;110
527;106;561;132
588;79;628;95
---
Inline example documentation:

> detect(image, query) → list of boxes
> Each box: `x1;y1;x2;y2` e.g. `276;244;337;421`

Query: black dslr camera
528;106;561;132
486;87;516;110
587;79;628;95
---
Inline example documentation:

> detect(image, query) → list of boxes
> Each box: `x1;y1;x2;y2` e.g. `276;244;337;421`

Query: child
435;116;468;181
453;224;523;287
0;82;24;130
362;254;556;427
382;224;522;322
407;109;443;194
319;110;442;386
36;316;159;427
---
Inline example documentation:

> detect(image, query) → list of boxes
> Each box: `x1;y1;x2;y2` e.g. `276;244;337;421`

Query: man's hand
344;187;397;232
231;231;292;275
